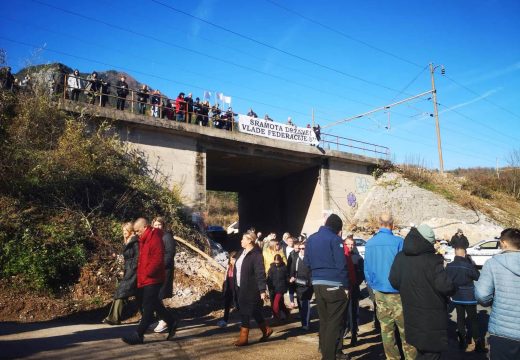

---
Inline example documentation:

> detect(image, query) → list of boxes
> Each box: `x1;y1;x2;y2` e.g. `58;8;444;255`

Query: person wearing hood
389;224;455;360
475;228;520;360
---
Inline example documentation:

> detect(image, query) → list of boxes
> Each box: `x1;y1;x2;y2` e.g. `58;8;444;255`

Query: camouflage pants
374;291;417;360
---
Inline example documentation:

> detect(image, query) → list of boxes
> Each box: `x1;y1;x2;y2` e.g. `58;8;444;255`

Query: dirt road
1;293;490;360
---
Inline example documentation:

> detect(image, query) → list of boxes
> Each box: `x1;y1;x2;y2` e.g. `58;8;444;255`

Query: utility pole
430;63;445;174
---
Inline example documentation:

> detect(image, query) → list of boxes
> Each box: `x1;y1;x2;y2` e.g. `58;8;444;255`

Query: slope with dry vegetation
399;163;520;227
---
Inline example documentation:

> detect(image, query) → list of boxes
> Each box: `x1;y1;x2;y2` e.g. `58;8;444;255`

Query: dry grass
205;191;238;227
399;165;520;227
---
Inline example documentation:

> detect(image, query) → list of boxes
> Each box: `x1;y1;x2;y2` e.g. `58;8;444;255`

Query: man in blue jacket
475;228;520;360
304;214;349;360
364;213;416;360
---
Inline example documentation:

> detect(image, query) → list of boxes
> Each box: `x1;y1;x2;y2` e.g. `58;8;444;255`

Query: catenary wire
149;0;409;94
27;0;387;110
263;0;424;69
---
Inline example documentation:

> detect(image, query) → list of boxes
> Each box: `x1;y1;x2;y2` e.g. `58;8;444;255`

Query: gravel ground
1;288;490;360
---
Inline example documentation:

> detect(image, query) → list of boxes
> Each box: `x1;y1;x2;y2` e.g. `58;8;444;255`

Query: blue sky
2;0;519;169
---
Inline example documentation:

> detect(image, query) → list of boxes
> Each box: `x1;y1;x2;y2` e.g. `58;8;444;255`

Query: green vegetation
0;89;191;293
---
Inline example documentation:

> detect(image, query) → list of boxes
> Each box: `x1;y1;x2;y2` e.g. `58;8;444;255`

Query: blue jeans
176;113;184;122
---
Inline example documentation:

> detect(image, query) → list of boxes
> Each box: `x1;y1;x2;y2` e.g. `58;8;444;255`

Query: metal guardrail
62;74;237;131
62;74;390;159
320;133;390;159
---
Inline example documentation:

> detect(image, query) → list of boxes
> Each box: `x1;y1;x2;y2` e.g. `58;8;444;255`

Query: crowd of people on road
214;214;519;360
103;212;520;359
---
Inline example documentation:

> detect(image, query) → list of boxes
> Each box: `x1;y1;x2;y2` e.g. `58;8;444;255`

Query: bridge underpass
59;101;386;244
206;149;321;238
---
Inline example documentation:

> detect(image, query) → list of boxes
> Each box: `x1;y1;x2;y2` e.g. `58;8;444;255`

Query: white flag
216;92;224;101
203;90;211;100
224;96;232;104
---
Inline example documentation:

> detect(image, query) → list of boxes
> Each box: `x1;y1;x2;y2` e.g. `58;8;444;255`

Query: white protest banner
238;114;319;146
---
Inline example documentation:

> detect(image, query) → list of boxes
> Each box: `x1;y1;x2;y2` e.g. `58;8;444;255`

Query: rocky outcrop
353;173;502;244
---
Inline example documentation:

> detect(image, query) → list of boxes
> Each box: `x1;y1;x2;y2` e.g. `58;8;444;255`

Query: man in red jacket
122;218;177;345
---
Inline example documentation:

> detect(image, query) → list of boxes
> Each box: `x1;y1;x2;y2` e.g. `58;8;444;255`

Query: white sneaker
146;321;159;333
216;320;227;328
154;320;168;333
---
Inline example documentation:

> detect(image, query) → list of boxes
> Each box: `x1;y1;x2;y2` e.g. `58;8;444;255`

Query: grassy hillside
399;164;520;227
0;89;203;295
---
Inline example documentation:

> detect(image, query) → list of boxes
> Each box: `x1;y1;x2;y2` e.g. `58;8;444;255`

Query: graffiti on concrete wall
355;176;370;194
347;192;357;208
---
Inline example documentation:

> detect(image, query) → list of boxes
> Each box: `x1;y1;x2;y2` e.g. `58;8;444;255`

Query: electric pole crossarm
322;90;433;129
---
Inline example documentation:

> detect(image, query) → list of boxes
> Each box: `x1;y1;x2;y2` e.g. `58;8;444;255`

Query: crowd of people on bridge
106;210;520;359
1;66;325;138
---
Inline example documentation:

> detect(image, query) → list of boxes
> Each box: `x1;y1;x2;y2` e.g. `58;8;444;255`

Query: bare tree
504;149;520;199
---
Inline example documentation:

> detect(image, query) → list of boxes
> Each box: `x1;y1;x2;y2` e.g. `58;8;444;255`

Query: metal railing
62;74;390;159
62;74;237;131
320;133;390;159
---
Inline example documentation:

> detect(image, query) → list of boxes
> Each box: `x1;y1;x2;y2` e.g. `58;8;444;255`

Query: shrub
0;89;187;292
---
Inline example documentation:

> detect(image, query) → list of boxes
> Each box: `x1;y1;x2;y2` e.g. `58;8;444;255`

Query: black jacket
114;235;139;299
290;254;313;300
267;263;288;294
450;234;469;249
116;80;129;97
137;88;149;103
389;228;455;352
234;246;266;316
446;255;479;304
159;232;176;300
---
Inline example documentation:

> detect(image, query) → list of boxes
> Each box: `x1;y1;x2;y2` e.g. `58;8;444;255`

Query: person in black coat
343;236;365;346
389;224;455;360
233;231;273;346
217;251;239;328
85;71;100;105
267;254;289;321
136;84;149;115
450;229;469;250
152;216;177;333
116;75;129;110
289;242;313;330
103;222;139;325
446;248;486;352
200;100;210;126
185;93;194;123
100;80;110;107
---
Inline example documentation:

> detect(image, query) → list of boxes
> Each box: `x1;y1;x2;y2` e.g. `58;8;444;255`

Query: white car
444;239;502;267
354;238;366;258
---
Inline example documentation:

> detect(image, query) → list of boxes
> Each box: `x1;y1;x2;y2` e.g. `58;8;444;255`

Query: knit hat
325;214;343;234
417;224;436;244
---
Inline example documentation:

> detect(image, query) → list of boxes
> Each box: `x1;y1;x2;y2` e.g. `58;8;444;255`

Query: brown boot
234;327;249;346
259;323;273;342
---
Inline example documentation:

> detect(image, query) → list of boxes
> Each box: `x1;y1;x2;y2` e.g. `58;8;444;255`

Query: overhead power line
0;36;331;120
264;0;423;69
149;0;406;94
444;74;520;120
27;0;384;110
437;102;520;143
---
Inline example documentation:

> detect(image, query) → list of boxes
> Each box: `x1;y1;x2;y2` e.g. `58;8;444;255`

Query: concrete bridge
60;100;387;236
